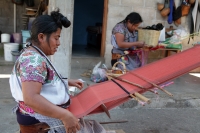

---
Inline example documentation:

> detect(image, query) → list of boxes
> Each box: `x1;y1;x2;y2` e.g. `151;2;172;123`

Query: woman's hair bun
51;8;71;28
61;16;71;28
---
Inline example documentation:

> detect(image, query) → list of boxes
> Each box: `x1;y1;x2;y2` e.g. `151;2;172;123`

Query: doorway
72;0;104;57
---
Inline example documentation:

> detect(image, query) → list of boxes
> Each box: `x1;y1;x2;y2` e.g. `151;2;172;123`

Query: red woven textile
68;45;200;118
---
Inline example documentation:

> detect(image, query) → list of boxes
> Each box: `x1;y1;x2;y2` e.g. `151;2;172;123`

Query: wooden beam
100;0;108;57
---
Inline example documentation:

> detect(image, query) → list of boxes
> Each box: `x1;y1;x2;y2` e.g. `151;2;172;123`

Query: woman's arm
22;81;80;132
68;79;83;90
115;33;145;48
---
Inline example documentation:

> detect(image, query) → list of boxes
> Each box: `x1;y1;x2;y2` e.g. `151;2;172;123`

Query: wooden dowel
129;94;145;106
100;104;111;119
146;81;173;96
108;75;158;94
111;79;146;105
129;94;139;101
100;120;128;124
131;72;173;96
134;92;151;104
116;77;145;89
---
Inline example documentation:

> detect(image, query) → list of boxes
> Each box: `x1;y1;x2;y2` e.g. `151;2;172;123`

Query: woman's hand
137;41;146;48
68;79;84;90
61;111;80;133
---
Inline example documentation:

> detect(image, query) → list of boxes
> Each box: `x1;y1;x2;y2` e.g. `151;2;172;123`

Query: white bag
78;119;107;133
159;27;166;41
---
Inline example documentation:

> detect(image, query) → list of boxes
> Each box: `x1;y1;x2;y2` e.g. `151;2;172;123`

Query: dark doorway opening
72;0;104;57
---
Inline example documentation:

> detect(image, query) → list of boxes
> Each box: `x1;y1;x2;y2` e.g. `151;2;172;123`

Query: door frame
100;0;108;57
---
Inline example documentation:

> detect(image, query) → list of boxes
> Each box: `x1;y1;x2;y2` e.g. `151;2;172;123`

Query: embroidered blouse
16;50;56;84
9;49;70;107
112;22;137;43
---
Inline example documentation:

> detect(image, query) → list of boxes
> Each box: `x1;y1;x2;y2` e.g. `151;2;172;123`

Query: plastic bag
78;118;106;133
90;62;108;83
170;27;189;44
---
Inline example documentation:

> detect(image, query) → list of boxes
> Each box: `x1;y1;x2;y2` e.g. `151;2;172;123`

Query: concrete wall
73;0;104;45
104;0;192;68
48;0;74;77
0;0;40;34
0;0;73;77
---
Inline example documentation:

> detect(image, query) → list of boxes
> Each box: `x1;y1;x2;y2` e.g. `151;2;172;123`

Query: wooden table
156;48;181;57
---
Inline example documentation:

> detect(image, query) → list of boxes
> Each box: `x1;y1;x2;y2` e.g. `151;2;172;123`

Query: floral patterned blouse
15;50;58;84
112;22;137;42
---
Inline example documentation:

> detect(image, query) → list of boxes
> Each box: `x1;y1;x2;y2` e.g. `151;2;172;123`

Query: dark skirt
16;109;40;125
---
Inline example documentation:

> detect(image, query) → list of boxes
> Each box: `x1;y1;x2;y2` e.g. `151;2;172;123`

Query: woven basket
107;61;127;80
138;29;161;47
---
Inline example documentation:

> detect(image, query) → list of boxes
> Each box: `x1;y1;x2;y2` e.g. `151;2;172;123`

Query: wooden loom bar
111;79;148;104
131;72;173;96
134;92;150;104
107;75;157;94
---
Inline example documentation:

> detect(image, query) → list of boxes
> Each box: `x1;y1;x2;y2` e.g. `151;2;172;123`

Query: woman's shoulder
17;50;49;84
18;50;46;66
112;22;126;34
21;50;45;59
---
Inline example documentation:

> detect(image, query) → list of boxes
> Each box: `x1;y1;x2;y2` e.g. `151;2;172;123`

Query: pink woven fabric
68;45;200;118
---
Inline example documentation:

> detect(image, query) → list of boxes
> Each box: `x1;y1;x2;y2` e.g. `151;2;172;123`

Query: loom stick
111;79;143;104
45;120;129;131
134;92;151;104
108;75;158;94
111;78;150;103
99;120;128;124
131;72;173;96
100;104;111;119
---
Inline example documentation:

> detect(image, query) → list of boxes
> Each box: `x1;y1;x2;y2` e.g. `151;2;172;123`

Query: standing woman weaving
9;9;83;133
111;12;146;70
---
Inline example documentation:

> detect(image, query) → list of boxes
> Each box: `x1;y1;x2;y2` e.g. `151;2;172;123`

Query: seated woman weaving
9;9;83;133
111;12;147;70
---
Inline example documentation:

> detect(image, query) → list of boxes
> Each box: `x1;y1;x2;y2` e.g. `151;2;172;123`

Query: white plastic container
4;43;19;61
1;33;11;43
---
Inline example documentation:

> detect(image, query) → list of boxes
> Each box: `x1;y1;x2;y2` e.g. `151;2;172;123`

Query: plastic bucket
13;33;22;44
11;51;21;62
21;30;31;43
4;43;19;61
1;33;10;43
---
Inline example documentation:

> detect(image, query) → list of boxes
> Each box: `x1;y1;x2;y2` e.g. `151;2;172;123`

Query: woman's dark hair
30;8;71;43
120;12;143;24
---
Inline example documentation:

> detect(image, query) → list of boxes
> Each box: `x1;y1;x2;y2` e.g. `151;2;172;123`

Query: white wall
48;0;74;77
